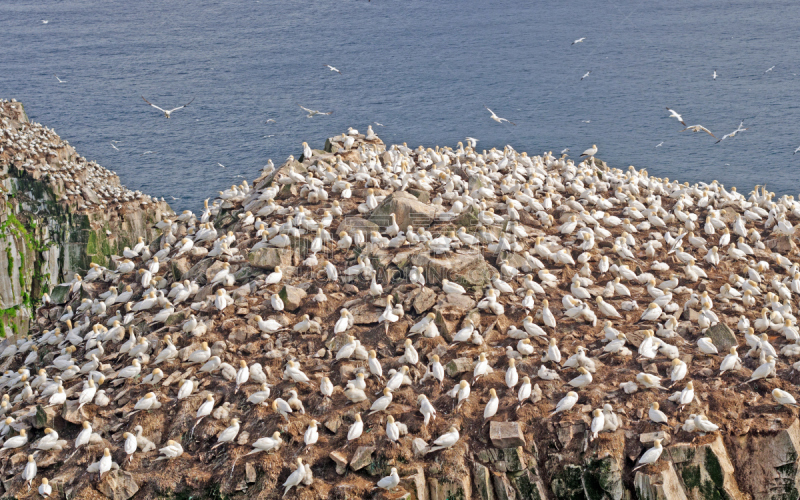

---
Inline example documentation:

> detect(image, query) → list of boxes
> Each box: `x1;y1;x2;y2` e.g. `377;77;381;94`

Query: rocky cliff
0;100;170;337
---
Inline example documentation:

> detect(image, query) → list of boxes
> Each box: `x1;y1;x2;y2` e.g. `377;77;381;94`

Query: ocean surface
3;0;800;213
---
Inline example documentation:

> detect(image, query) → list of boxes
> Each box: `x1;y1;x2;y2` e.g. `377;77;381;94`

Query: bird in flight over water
765;66;775;73
572;37;585;45
682;125;716;138
54;74;67;83
324;65;341;74
666;108;687;126
484;107;516;125
716;121;748;144
581;71;591;80
141;96;194;118
713;70;717;80
299;105;333;118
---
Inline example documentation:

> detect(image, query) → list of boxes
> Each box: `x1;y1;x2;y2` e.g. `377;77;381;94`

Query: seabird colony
0;100;162;212
1;108;799;497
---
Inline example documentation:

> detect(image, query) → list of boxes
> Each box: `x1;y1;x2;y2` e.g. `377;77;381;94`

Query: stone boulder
97;470;139;500
490;422;526;449
408;250;496;289
279;285;307;311
705;323;738;351
337;217;380;237
247;247;292;270
369;191;437;231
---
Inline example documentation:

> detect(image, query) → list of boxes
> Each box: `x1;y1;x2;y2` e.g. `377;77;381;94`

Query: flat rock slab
337;217;380;237
490;421;526;448
369;190;437;231
350;445;376;471
247;247;292;270
409;250;497;289
706;322;738;350
97;470;139;500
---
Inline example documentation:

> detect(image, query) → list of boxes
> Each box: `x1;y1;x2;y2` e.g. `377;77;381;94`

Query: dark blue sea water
3;0;800;212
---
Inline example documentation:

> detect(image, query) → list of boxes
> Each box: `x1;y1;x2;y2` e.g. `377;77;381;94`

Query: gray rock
246;462;257;483
350;302;381;325
670;435;747;500
409;250;496;289
705;322;738;351
330;450;348;475
496;447;527;472
170;258;191;281
412;438;429;456
247;247;292;270
184;258;214;284
474;463;495;500
492;473;516;500
96;470;139;500
445;358;473;378
49;284;71;304
634;463;688;500
279;285;307;311
400;465;428;500
324;415;342;434
428;475;471;500
507;469;547;500
490;421;526;449
411;286;436;315
337;217;380;237
369;190;437;231
639;431;670;445
350;445;376;471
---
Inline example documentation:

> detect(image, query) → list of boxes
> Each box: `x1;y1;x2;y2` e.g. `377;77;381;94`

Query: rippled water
3;0;800;212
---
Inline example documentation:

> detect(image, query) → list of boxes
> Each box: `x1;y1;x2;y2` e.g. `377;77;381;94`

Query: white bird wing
299;105;315;114
165;97;195;114
141;96;167;113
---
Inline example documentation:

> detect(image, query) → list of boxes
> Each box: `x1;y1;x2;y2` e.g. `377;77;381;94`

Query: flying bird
110;143;119;151
374;122;385;127
485;106;516;125
572;37;585;45
465;137;479;148
560;148;569;154
54;75;66;83
682;125;716;138
581;71;591;80
265;119;276;124
656;142;664;148
666;108;686;126
141;96;195;118
41;20;49;24
794;145;800;155
324;65;341;74
217;163;226;169
712;70;717;80
716;121;748;144
299;105;333;118
765;66;775;73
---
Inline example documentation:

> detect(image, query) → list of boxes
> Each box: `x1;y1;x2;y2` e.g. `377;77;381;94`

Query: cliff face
0;100;169;337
